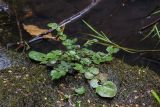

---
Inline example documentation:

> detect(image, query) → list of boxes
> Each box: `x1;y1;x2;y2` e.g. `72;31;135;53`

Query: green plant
76;101;82;107
83;21;137;53
142;24;160;43
152;9;160;15
143;24;160;46
74;87;86;95
83;21;160;53
141;8;160;44
151;90;160;104
29;23;119;98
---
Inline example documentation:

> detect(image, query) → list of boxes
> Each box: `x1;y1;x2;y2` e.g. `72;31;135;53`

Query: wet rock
0;0;8;12
0;47;11;70
0;46;29;71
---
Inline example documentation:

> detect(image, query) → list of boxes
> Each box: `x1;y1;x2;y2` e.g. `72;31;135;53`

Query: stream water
0;0;160;73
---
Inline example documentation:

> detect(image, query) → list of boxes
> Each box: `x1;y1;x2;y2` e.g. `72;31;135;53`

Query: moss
0;59;159;106
0;65;57;107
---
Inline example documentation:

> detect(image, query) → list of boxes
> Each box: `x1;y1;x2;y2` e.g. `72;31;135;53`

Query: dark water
1;0;160;73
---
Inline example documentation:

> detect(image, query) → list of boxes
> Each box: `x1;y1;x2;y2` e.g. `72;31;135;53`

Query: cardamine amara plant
29;23;119;98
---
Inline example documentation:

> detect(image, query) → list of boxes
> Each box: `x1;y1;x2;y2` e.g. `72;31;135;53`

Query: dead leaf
23;24;56;40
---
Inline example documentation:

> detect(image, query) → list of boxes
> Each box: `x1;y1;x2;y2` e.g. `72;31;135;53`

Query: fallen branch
28;0;101;43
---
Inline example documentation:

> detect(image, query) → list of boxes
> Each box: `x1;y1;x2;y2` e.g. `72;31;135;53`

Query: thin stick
140;17;160;31
12;1;23;42
14;9;23;42
28;0;101;43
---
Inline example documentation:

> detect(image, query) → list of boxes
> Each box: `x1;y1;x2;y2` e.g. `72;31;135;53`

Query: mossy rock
0;59;159;106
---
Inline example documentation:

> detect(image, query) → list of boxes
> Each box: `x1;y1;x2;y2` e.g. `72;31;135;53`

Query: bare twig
12;0;23;42
28;0;101;43
13;8;23;42
140;17;160;31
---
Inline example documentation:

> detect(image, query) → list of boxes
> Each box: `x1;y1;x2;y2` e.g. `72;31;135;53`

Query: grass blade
151;90;160;104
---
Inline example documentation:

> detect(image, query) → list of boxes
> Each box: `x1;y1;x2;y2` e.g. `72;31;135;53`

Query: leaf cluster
29;23;119;98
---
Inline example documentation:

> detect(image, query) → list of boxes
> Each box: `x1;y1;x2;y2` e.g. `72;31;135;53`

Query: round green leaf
89;67;99;75
69;50;76;55
59;34;67;40
29;51;46;62
75;86;86;95
47;50;62;59
59;70;67;76
50;60;57;64
89;79;99;88
47;23;58;29
80;58;92;65
84;72;94;80
103;55;113;61
103;81;117;89
50;70;62;80
96;81;117;98
74;64;84;73
106;46;119;54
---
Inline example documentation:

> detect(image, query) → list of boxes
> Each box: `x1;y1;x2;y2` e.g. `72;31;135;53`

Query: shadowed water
1;0;160;72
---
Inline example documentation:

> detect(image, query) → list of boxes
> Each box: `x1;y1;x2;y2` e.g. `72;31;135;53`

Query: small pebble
44;97;47;100
134;96;139;99
8;70;12;73
87;99;91;103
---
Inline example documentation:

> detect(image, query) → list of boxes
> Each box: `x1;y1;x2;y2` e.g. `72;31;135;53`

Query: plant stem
140;17;160;31
12;0;23;42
